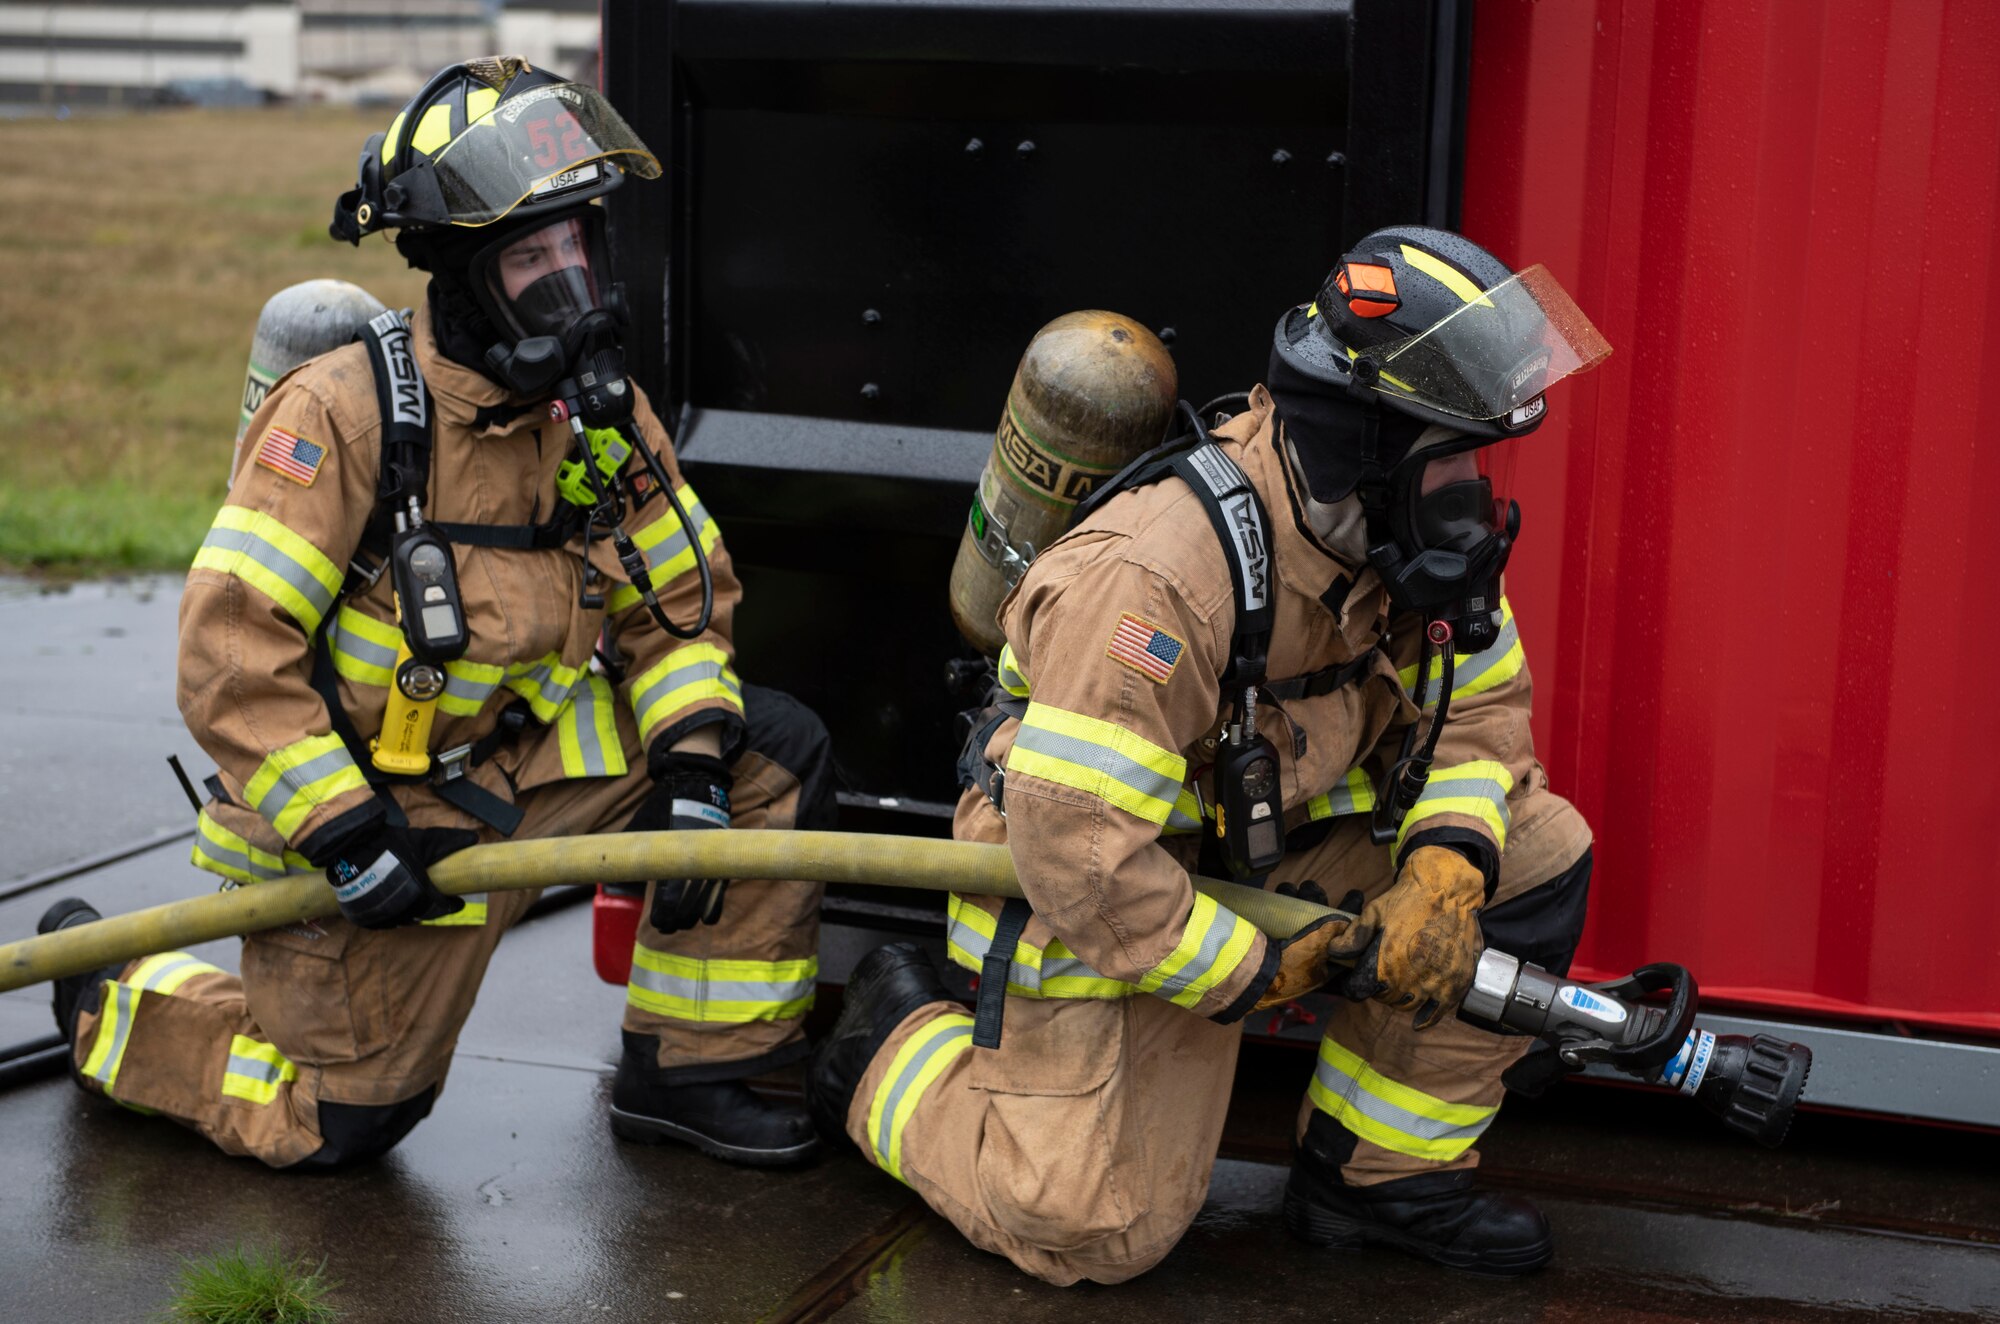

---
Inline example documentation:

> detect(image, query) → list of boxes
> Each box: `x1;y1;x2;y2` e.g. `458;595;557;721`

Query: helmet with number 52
330;56;663;394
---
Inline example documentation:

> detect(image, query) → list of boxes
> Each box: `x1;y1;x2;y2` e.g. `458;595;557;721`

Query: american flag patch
255;427;325;486
1106;613;1185;684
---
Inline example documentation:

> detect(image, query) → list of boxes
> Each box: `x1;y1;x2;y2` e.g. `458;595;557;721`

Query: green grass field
0;107;429;575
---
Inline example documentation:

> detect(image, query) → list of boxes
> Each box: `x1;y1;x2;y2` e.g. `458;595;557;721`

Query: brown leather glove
1253;910;1356;1010
1325;845;1486;1029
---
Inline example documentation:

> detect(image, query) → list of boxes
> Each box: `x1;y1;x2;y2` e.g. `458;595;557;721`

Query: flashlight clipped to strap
372;496;468;776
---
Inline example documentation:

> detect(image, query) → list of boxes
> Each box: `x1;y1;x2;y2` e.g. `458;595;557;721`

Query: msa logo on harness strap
368;310;426;434
1184;444;1271;615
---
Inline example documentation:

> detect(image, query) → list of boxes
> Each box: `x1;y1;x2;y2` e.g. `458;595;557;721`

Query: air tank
233;279;390;476
948;311;1177;655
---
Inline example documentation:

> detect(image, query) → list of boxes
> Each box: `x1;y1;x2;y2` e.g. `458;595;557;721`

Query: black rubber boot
806;943;958;1148
609;1036;819;1168
1284;1111;1553;1275
37;899;124;1052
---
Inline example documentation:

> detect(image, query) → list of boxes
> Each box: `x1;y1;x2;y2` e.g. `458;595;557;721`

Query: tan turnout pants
846;781;1590;1286
70;684;827;1168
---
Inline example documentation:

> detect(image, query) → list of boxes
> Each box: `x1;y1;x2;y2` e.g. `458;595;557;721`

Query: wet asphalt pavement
2;578;1998;1322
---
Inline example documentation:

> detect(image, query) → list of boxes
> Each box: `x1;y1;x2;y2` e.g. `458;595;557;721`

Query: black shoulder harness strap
349;313;577;586
1070;404;1275;688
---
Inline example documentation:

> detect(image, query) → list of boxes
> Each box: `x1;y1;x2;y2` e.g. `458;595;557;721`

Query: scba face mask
468;206;628;396
1365;433;1522;652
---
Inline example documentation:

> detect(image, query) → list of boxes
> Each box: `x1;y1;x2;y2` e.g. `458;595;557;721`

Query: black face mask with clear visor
463;206;716;644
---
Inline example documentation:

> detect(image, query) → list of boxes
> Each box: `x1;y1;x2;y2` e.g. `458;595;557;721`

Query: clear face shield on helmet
1360;264;1611;430
426;75;661;228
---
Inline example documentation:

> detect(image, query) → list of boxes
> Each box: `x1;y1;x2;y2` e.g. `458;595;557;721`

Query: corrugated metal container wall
1460;0;2000;1034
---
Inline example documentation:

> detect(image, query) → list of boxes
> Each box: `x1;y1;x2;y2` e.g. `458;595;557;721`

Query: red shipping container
1461;0;2000;1035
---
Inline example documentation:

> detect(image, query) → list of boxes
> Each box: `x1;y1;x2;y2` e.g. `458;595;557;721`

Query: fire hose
0;831;1808;1141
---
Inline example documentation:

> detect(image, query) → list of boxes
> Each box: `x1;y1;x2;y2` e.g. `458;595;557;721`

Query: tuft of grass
162;1243;341;1324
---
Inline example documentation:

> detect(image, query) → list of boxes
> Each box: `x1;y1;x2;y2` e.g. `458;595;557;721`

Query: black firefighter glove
310;821;476;930
629;750;735;935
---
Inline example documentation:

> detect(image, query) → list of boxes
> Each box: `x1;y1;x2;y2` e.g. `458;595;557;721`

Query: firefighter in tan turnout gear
39;57;833;1169
809;227;1612;1282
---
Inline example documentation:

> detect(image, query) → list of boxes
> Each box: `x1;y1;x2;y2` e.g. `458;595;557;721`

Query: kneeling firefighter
39;56;835;1169
809;228;1612;1282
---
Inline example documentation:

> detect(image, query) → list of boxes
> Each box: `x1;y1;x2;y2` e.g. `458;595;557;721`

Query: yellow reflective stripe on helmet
557;673;628;778
1395;759;1513;853
464;84;499;126
630;643;743;744
1004;702;1187;827
1133;891;1259;1009
503;653;584;722
409;102;453;157
192;506;343;634
381;110;408;164
125;951;223;997
80;980;138;1092
944;894;1133;999
221;1035;298;1106
244;733;368;840
1400;243;1493;307
625;948;817;1023
996;643;1031;698
1307;1036;1497;1162
1308;767;1378;821
866;1012;975;1184
1398;599;1522;706
611;484;723;611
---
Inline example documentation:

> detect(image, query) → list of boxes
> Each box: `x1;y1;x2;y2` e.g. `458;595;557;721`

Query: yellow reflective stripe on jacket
419;895;488;927
504;653;585;723
220;1034;298;1106
945;894;1134;999
630;643;743;744
1307;1036;1497;1162
996;643;1031;698
80;979;139;1092
244;733;368;840
326;607;504;717
125;951;223;996
625;948;816;1023
191;505;344;634
557;673;629;778
1398;599;1524;707
190;808;313;885
1161;784;1205;836
608;482;722;612
1308;767;1378;821
1004;702;1187;827
1395;759;1514;853
865;1012;974;1184
1133;891;1259;1010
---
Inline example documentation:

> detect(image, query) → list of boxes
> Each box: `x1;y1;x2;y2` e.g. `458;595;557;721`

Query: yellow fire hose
0;830;1342;994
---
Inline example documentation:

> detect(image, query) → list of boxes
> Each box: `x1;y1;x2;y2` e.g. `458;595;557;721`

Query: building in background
0;0;599;111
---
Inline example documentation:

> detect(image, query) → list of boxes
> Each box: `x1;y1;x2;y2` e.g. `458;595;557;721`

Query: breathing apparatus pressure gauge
1214;686;1287;879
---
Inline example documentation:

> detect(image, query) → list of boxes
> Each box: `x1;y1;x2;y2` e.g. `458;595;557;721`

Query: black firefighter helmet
1268;224;1610;507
